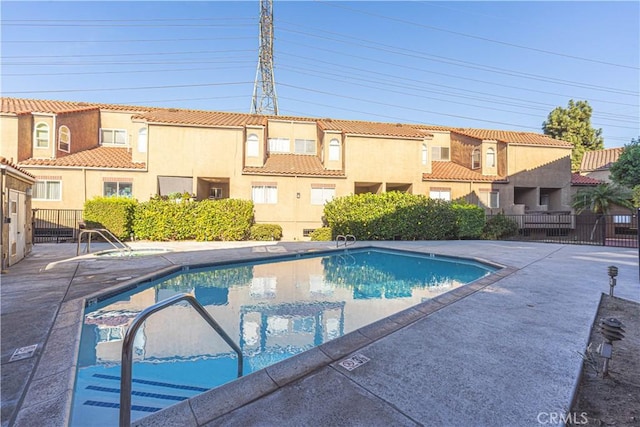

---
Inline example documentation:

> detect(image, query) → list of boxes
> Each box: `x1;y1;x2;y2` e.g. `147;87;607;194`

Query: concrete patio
1;240;638;426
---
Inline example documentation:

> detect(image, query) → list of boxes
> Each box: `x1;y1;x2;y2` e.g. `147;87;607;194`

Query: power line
3;82;254;95
316;1;639;70
279;52;640;120
278;26;638;96
279;63;639;128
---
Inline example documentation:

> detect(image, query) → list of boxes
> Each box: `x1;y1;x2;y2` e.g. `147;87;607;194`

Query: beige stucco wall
29;168;147;210
0;116;19;161
344;135;424;184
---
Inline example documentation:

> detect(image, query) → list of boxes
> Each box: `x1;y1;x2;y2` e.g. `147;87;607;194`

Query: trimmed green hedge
249;224;283;241
323;192;458;240
132;198;253;241
452;203;486;239
309;227;333;241
84;197;137;240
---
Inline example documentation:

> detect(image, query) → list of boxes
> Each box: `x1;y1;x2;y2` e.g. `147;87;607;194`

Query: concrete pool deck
1;240;638;426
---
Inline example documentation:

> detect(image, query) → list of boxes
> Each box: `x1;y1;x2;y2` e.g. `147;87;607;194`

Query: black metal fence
495;212;639;248
32;209;84;243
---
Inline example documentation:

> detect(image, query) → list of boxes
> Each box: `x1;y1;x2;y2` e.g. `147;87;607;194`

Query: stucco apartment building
0;97;573;240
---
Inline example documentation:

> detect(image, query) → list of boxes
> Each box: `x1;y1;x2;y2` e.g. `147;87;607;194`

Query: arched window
58;126;70;152
138;128;148;153
421;144;428;165
34;122;49;148
486;147;496;168
328;139;340;161
246;133;259;157
472;148;481;169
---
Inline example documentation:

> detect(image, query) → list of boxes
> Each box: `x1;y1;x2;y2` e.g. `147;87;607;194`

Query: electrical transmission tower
251;0;279;115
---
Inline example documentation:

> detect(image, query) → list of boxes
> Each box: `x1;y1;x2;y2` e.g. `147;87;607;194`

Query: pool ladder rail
336;234;356;248
76;224;131;256
119;293;244;427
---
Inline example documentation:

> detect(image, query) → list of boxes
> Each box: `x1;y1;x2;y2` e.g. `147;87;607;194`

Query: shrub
133;198;253;241
482;213;519;240
452;203;485;239
250;224;283;241
84;197;137;240
133;196;196;241
193;199;253;241
309;227;333;241
323;192;457;240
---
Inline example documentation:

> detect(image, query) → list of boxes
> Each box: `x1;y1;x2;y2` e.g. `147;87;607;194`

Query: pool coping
12;244;513;427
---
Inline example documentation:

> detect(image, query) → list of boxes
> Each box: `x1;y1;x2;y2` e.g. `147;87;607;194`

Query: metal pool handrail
76;228;131;256
119;293;244;427
336;234;356;248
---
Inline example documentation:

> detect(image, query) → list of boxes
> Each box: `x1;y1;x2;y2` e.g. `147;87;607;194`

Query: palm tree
572;183;633;240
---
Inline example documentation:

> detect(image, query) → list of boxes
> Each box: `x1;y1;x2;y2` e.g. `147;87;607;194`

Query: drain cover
9;344;38;362
339;354;370;371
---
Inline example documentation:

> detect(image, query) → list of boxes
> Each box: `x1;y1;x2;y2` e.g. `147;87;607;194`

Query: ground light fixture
607;265;618;296
598;317;625;377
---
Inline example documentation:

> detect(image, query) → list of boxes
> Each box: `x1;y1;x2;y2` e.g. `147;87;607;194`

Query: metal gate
32;209;84;243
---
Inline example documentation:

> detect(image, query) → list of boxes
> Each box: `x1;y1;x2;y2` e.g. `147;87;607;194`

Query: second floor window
421;144;428;165
472;148;481;169
34;122;49;148
432;146;450;161
246;133;259;157
101;129;127;146
329;139;341;161
294;139;315;154
486;148;496;168
58;126;70;152
138;128;148;153
268;138;290;153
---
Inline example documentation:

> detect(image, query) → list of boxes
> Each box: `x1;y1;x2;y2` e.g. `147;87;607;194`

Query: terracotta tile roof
0;97;153;115
451;128;572;147
243;154;344;177
19;147;145;169
0;157;36;178
133;109;268;127
571;173;602;186
423;161;507;183
579;147;623;172
318;119;433;138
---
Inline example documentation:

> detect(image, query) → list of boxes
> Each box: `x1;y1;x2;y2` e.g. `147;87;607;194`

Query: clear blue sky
2;1;638;148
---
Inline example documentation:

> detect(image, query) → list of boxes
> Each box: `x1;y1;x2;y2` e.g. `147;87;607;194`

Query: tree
542;100;604;171
572;183;633;240
610;136;640;188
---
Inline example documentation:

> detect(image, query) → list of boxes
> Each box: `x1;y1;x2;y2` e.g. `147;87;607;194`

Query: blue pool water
70;248;496;426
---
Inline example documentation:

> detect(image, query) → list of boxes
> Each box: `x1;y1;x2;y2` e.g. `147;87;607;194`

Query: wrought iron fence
494;212;638;248
32;209;84;243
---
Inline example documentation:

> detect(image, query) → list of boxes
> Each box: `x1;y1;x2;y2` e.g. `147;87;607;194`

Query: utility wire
278;26;638;96
3;82;254;95
316;0;639;70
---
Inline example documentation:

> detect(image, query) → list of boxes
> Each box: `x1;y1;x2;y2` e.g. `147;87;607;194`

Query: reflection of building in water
240;301;345;372
80;252;481;369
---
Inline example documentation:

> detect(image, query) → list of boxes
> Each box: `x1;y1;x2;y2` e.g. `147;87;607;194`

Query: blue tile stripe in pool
83;400;161;413
86;385;188;402
92;373;210;392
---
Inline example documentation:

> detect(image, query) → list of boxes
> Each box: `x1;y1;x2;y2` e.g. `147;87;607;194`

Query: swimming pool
70;248;496;426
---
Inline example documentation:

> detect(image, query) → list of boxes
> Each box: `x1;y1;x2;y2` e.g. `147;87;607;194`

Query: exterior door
8;190;26;266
